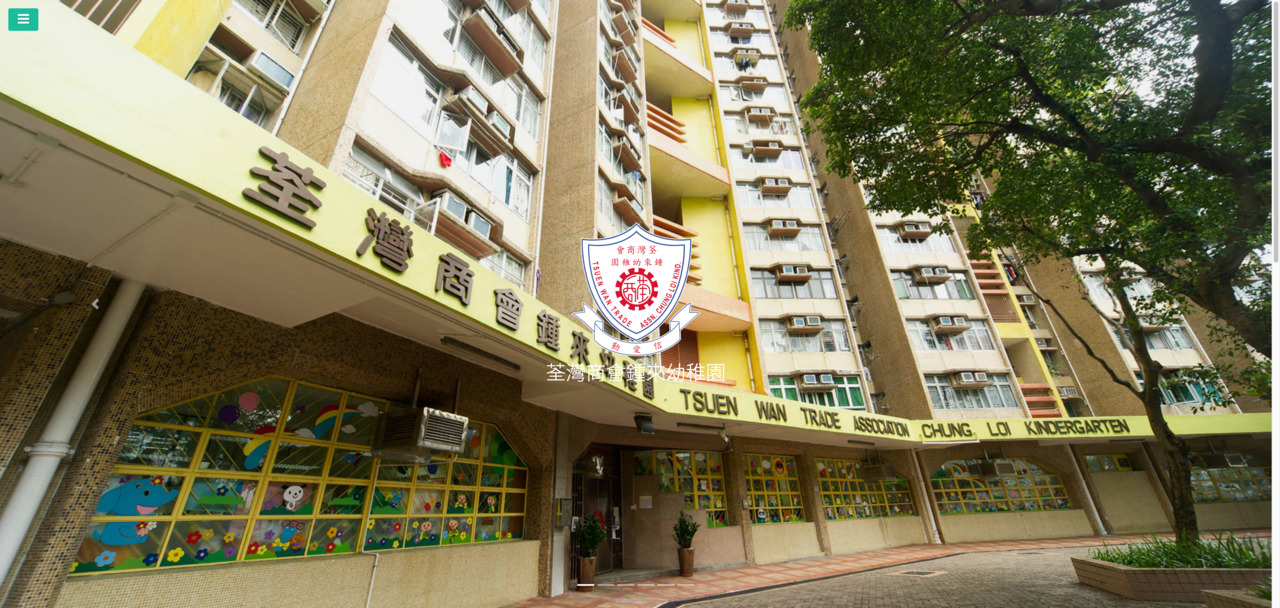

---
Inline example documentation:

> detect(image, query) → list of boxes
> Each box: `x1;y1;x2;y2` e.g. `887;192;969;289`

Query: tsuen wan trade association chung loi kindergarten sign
574;225;699;355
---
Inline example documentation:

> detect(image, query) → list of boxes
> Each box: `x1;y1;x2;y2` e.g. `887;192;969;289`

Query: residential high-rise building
0;2;1267;607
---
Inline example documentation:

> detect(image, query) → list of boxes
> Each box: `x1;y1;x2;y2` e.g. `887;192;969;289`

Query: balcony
613;9;638;45
641;18;714;104
1020;383;1063;418
653;215;702;284
641;0;702;21
646;103;731;200
614;48;640;84
462;6;524;77
969;256;1007;293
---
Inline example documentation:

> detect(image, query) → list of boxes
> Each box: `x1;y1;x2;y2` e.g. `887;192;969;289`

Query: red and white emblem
575;225;698;355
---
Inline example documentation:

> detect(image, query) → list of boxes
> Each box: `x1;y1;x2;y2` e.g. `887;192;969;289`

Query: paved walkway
504;531;1270;608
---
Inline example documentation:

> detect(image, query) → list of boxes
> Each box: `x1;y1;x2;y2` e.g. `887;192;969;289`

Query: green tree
785;0;1270;544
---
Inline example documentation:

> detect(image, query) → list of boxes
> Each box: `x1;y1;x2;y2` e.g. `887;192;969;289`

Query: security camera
634;412;654;435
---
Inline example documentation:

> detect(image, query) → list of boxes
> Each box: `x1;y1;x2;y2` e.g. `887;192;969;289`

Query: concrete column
549;412;572;596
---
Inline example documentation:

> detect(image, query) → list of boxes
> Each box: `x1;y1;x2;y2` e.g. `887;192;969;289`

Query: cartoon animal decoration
93;479;178;545
282;485;306;511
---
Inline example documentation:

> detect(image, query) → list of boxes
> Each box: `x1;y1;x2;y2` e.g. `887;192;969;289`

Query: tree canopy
785;0;1271;363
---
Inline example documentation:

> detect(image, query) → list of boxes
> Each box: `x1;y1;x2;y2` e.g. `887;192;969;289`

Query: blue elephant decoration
93;480;179;545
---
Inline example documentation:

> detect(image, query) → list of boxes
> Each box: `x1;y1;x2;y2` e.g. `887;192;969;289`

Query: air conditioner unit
1199;453;1230;468
727;21;753;36
912;266;951;284
1059;386;1079;397
725;0;748;12
485;111;513;138
739;76;768;91
746;107;774;122
930;316;968;334
807;315;822;326
897;222;932;239
373;407;470;462
976;461;1017;476
1225;453;1248;467
786;316;820;334
951;371;991;388
798;373;836;391
1036;338;1052;349
775;265;811;282
1018;295;1037;305
760;177;792;195
767;218;801;236
248;51;296;90
861;464;897;481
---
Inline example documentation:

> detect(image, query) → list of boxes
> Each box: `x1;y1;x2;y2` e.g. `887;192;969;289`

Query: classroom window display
73;377;526;576
743;454;805;523
815;459;916;519
1188;452;1271;503
634;450;728;527
929;458;1071;514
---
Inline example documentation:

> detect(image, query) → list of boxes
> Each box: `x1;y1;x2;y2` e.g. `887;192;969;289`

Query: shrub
1090;533;1270;569
1249;579;1271;600
577;511;607;558
673;512;700;549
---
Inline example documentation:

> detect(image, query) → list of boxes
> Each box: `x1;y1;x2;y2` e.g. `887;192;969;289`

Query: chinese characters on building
356;208;414;271
243;147;326;228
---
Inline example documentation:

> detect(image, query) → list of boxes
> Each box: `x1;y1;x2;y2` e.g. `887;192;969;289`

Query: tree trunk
1143;392;1200;544
1110;264;1200;545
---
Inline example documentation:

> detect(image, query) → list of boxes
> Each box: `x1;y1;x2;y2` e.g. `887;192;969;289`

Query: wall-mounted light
634;412;654;435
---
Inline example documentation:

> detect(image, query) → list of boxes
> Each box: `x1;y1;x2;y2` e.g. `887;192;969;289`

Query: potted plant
673;512;700;577
576;511;607;591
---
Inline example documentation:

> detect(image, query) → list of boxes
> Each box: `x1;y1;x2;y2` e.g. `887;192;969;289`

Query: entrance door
572;446;623;577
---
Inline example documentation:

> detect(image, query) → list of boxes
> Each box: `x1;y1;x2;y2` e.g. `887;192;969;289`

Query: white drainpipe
0;279;145;583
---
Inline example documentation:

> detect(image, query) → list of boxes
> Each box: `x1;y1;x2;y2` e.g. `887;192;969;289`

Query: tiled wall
7;277;557;607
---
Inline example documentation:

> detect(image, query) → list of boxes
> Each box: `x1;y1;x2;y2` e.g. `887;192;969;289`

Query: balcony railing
63;0;141;34
1020;383;1062;418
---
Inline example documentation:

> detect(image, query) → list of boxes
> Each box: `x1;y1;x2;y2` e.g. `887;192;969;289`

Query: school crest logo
574;225;699;355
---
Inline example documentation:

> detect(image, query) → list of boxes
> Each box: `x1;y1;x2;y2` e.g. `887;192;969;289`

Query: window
634;451;728;528
1188;453;1271;503
741;225;824;251
719;83;789;105
925;374;1019;410
758;320;851;353
768;376;866;410
597;174;628;236
890;272;975;300
1137;372;1222;407
341;146;424;216
71;376;527;576
816;459;916;519
435;112;473;155
234;0;308;50
750;269;840;299
218;82;270;126
372;36;445;138
930;458;1071;514
729;147;806;170
482;251;526;289
735;183;815;209
875;227;957;254
743;454;805;523
905;321;996;352
1142;325;1195;350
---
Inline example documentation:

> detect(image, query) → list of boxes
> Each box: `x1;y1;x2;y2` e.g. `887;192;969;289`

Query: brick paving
502;530;1270;608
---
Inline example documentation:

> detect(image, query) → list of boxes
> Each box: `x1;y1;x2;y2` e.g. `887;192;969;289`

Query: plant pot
678;547;695;577
1072;557;1271;603
577;556;596;591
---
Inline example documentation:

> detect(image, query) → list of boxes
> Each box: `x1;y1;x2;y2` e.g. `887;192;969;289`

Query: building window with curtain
925;374;1019;410
768;376;866;410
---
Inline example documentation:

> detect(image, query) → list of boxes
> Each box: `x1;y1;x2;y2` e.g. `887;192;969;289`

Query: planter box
1072;557;1270;603
1204;589;1272;608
